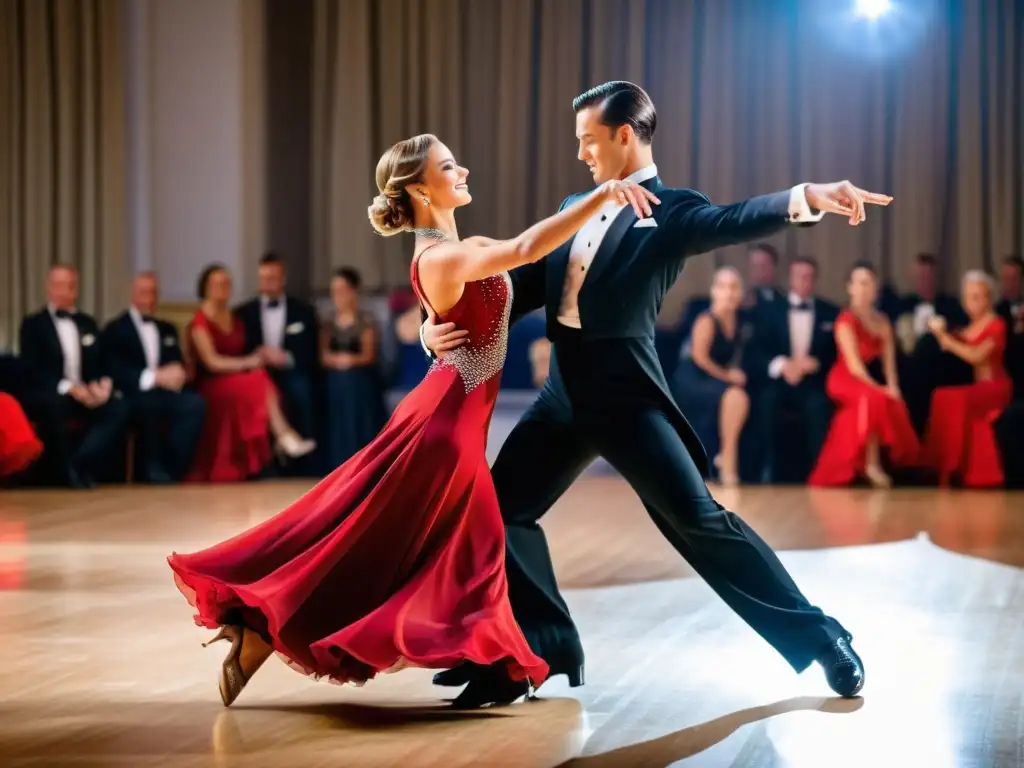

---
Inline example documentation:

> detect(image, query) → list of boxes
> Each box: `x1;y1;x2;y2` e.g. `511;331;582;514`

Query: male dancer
422;81;891;707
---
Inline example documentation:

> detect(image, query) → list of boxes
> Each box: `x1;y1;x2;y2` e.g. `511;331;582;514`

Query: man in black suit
423;82;891;706
996;256;1024;395
236;253;319;473
102;272;205;482
753;256;839;482
745;243;786;310
18;265;131;487
895;253;971;432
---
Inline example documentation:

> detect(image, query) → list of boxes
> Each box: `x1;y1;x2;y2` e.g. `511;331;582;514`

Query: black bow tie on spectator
790;301;812;311
53;309;73;319
139;315;155;324
266;299;281;309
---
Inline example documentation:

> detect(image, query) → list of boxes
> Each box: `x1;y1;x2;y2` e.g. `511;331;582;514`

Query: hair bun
368;191;412;237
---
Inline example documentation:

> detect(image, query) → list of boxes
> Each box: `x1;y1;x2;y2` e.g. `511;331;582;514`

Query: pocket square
163;336;176;346
286;321;305;334
633;218;658;229
81;334;95;346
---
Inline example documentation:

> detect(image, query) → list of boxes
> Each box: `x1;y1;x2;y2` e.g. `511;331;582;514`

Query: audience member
671;267;751;486
752;256;838;482
186;264;315;482
320;267;387;469
102;272;205;483
809;262;919;488
17;265;132;487
995;255;1024;394
893;253;972;433
744;243;785;310
236;253;320;473
0;392;43;481
922;270;1013;487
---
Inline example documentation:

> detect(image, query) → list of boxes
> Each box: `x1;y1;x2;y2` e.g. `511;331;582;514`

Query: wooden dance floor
1;480;1023;767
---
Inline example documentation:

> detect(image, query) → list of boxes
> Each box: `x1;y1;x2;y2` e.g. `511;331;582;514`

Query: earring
421;197;429;206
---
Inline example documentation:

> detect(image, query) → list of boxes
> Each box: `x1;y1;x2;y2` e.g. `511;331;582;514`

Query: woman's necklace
412;227;452;241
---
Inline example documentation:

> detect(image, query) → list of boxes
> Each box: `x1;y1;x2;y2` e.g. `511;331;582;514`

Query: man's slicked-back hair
572;81;657;145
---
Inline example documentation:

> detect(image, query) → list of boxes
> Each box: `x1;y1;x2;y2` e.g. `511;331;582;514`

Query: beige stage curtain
311;0;1023;324
0;0;128;350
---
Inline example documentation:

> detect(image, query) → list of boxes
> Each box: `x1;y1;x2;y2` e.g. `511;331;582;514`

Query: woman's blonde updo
368;133;438;236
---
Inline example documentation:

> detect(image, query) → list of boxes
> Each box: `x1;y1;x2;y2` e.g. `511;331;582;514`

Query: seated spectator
186;264;315;482
752;256;838;482
995;255;1024;395
102;272;205;483
743;243;785;310
894;253;971;432
0;392;43;481
921;270;1013;488
671;267;750;486
235;253;320;474
17;265;131;488
320;267;387;470
809;262;919;488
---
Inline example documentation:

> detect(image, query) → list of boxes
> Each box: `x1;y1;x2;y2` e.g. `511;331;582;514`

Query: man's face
747;250;776;288
132;275;159;314
788;262;816;299
258;263;285;297
912;261;936;299
575;106;630;185
1000;263;1022;300
47;267;78;310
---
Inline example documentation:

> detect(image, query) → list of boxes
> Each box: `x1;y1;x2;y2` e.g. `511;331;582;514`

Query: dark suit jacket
506;176;818;474
18;308;107;393
899;292;967;328
748;286;785;312
236;296;319;373
101;311;184;395
749;297;840;391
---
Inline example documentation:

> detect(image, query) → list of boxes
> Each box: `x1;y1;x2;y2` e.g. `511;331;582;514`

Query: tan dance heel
203;626;250;707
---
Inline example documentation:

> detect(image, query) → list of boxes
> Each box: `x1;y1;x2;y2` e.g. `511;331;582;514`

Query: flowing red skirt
0;394;43;477
921;380;1013;488
809;375;920;487
168;367;548;687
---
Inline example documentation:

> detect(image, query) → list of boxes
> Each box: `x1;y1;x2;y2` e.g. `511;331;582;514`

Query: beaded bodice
411;261;513;394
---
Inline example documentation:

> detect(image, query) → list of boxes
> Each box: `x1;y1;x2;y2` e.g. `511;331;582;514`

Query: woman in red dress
185;265;315;482
809;262;919;488
168;135;658;707
0;393;43;479
921;270;1013;487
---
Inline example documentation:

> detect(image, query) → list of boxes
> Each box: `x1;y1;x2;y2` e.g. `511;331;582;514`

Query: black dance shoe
817;637;864;697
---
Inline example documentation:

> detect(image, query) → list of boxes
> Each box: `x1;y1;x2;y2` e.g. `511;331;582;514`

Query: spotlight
854;0;892;19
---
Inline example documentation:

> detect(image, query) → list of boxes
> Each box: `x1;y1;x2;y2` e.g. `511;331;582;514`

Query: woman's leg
716;386;749;485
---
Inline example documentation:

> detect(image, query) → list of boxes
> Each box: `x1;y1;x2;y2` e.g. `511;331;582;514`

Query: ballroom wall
123;0;266;303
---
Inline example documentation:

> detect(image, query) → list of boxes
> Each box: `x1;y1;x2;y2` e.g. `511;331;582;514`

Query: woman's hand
725;368;747;387
599;179;661;218
927;316;947;335
885;383;902;400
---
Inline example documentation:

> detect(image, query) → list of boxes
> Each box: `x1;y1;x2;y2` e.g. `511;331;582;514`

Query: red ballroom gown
185;310;274;483
921;317;1013;488
168;261;549;687
0;394;43;478
809;311;920;486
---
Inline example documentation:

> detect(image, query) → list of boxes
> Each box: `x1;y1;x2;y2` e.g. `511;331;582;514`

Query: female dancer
168;134;658;707
809;261;919;487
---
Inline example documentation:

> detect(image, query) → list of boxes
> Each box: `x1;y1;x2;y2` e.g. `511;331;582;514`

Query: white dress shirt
912;301;936;338
49;304;81;395
260;295;286;349
556;169;824;329
768;292;816;379
131;306;161;391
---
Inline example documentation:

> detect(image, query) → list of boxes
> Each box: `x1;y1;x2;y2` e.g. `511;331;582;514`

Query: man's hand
258;345;290;368
798;356;820;375
68;384;94;407
804;181;892;226
781;359;805;386
155;363;186;391
88;377;112;407
423;319;469;358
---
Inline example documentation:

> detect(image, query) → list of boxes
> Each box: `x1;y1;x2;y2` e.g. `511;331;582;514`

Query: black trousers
133;388;206;481
758;380;831;482
20;391;132;484
270;369;317;475
493;340;848;673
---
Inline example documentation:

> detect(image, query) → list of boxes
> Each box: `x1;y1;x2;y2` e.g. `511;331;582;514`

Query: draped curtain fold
312;0;1022;322
0;0;128;349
